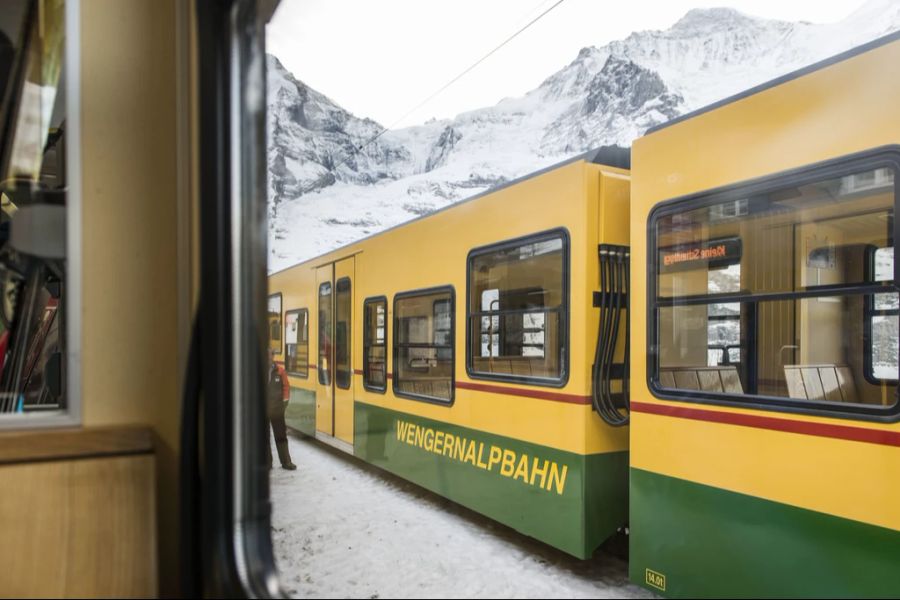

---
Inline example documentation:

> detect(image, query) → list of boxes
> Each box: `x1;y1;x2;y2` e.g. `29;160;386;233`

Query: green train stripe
629;467;900;598
285;387;316;436
354;401;627;559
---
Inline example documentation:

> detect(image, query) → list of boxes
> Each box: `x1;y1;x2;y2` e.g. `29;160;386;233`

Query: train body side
629;34;900;597
270;158;632;558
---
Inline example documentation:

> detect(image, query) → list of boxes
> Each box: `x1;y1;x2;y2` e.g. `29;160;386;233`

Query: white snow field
270;435;654;599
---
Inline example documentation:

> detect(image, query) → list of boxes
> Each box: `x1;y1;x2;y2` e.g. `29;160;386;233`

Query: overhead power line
296;0;568;194
377;0;568;137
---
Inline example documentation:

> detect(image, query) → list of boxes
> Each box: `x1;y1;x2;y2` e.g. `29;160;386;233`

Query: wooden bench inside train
472;357;537;376
660;363;888;406
659;366;745;394
395;379;453;398
784;364;858;403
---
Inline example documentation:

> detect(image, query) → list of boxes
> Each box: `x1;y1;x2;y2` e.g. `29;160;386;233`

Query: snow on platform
271;435;654;599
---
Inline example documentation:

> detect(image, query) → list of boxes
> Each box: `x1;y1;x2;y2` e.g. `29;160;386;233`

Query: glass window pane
335;278;351;389
364;299;386;390
654;165;897;411
707;264;741;367
657;168;895;296
874;293;898;311
659;295;895;405
268;294;282;353
318;282;332;386
394;289;453;402
434;299;452;360
873;248;898;310
873;247;896;307
871;315;899;380
468;232;566;382
874;246;893;281
284;309;308;376
867;246;898;381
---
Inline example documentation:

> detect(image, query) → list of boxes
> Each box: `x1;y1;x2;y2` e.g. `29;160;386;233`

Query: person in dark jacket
267;348;296;470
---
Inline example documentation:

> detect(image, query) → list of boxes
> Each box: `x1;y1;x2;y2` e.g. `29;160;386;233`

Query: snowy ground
270;435;654;599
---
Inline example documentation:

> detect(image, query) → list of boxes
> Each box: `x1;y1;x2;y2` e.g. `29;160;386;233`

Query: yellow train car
270;28;900;599
6;0;899;595
269;149;632;558
629;32;900;597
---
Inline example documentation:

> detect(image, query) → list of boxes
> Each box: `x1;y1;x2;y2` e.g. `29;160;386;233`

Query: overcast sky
267;0;868;128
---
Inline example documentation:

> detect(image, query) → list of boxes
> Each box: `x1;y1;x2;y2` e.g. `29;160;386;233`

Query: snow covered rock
268;1;900;271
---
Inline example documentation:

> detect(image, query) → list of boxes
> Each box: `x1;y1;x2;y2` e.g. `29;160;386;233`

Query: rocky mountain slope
268;0;900;271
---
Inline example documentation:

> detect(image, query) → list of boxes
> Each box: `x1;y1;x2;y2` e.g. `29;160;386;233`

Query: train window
707;263;741;367
284;308;308;377
434;298;452;360
651;156;900;418
268;293;283;355
393;287;454;403
363;297;387;392
318;282;332;386
865;246;899;382
0;0;73;425
467;230;568;385
335;277;351;389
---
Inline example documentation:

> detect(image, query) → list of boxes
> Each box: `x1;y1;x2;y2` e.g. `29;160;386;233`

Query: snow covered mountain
267;61;413;209
268;0;900;271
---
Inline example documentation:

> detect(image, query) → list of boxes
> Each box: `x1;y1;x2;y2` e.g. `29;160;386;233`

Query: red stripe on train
630;401;900;447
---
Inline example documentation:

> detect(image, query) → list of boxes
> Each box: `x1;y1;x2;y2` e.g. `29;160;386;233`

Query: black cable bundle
592;244;630;426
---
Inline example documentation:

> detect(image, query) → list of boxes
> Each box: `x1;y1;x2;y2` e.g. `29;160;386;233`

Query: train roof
268;145;630;275
646;29;900;135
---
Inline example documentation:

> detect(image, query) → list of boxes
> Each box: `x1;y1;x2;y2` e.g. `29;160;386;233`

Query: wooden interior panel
674;370;701;390
491;360;512;374
836;366;859;403
800;368;825;401
819;367;843;403
697;370;724;392
661;367;743;394
79;3;187;594
0;454;157;598
510;360;532;376
0;426;153;466
783;367;807;399
784;364;863;404
659;370;676;388
719;368;744;394
434;381;451;398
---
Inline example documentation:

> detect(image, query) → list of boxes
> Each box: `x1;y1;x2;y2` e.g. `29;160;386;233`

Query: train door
316;265;334;436
334;257;355;444
315;258;355;444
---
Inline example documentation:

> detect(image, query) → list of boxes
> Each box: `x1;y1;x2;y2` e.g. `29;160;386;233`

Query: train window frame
190;0;281;595
283;307;309;378
465;228;570;388
863;245;899;385
392;285;456;406
647;147;900;422
363;295;388;393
